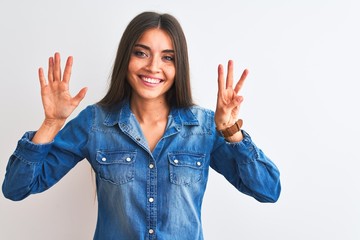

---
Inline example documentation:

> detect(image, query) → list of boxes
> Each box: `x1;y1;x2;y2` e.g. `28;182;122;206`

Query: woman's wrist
216;119;243;137
32;119;65;144
224;130;244;142
216;119;244;142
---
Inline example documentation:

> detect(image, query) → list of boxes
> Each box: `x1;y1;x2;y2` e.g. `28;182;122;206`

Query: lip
139;75;164;86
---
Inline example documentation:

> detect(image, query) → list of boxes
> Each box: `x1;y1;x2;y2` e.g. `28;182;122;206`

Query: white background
1;0;359;239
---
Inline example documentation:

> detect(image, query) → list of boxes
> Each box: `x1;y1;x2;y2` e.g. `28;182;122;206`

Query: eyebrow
134;43;175;54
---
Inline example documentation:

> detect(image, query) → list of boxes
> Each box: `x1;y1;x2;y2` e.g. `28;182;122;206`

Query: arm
210;130;281;203
2;108;92;201
212;60;281;202
2;53;88;200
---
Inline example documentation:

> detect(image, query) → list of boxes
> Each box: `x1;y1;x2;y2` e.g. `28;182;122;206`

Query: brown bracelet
217;119;243;138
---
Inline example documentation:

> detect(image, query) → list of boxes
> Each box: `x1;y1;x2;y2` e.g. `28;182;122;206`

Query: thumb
72;87;88;105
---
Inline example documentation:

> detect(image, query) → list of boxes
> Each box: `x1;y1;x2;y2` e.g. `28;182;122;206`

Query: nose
146;56;161;73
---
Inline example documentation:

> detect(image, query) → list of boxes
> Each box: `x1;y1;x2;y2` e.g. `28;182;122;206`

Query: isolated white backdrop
1;1;359;239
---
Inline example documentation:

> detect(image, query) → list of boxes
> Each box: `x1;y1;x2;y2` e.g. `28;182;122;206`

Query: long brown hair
98;12;194;108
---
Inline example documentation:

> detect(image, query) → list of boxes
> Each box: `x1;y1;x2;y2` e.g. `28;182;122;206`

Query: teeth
142;76;161;84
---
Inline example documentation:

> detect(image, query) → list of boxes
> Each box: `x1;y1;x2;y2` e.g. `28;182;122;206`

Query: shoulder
79;103;122;117
188;105;214;119
67;104;109;126
177;105;214;127
80;103;120;125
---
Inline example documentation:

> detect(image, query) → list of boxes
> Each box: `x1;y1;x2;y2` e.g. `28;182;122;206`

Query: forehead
136;28;174;50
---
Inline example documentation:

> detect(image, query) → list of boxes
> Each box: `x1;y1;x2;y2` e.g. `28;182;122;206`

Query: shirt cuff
13;131;53;164
224;130;260;164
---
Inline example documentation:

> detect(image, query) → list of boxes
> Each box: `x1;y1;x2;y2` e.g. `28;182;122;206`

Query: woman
2;12;280;239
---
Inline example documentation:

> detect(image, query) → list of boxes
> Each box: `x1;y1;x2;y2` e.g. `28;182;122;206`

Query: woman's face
127;28;176;103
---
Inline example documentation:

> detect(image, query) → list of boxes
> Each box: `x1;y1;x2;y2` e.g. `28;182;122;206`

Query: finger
234;69;249;94
226;60;234;89
63;56;73;84
48;57;54;82
38;67;47;88
72;87;88;105
54;52;61;81
217;64;225;95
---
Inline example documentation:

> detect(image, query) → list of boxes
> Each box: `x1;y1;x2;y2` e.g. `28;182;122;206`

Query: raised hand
33;52;87;143
38;52;87;126
215;60;248;141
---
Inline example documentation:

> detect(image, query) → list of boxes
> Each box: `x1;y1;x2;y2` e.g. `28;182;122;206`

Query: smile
140;76;163;84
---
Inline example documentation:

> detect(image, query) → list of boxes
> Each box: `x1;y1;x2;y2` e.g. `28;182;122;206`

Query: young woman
2;12;281;240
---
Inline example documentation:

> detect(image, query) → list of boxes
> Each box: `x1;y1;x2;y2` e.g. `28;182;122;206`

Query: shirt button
126;157;131;162
101;157;106;162
149;163;154;169
149;229;154;234
174;159;179;164
136;137;141;141
149;197;154;203
196;161;201;166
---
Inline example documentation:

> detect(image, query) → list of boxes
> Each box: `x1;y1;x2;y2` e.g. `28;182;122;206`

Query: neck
130;97;170;124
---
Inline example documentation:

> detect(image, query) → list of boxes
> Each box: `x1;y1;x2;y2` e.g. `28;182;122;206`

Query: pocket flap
168;152;205;169
96;150;136;165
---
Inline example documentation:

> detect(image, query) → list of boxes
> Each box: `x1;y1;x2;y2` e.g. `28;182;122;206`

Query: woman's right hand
32;52;87;144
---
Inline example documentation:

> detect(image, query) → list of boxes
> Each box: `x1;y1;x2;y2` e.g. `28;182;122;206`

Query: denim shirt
2;100;281;240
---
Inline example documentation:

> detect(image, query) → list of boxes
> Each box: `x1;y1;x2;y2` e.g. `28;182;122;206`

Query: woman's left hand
215;60;248;140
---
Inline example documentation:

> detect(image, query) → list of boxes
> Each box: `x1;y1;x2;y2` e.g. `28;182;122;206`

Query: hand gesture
38;52;87;128
215;60;248;139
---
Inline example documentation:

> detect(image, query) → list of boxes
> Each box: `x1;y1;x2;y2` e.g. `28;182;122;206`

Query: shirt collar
103;99;199;127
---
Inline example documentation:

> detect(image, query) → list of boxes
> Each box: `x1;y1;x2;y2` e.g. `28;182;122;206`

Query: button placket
147;158;157;239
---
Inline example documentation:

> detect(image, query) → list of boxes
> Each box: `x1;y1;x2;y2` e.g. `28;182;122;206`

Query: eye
163;55;174;62
133;50;148;58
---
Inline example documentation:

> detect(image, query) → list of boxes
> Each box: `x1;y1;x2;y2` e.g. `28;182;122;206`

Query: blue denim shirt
2;100;281;240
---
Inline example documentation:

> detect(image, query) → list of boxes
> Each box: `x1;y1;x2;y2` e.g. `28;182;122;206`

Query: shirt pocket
95;150;136;185
168;152;205;186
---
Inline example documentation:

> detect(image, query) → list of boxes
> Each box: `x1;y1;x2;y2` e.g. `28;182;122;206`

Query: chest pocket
168;152;205;186
96;150;136;185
